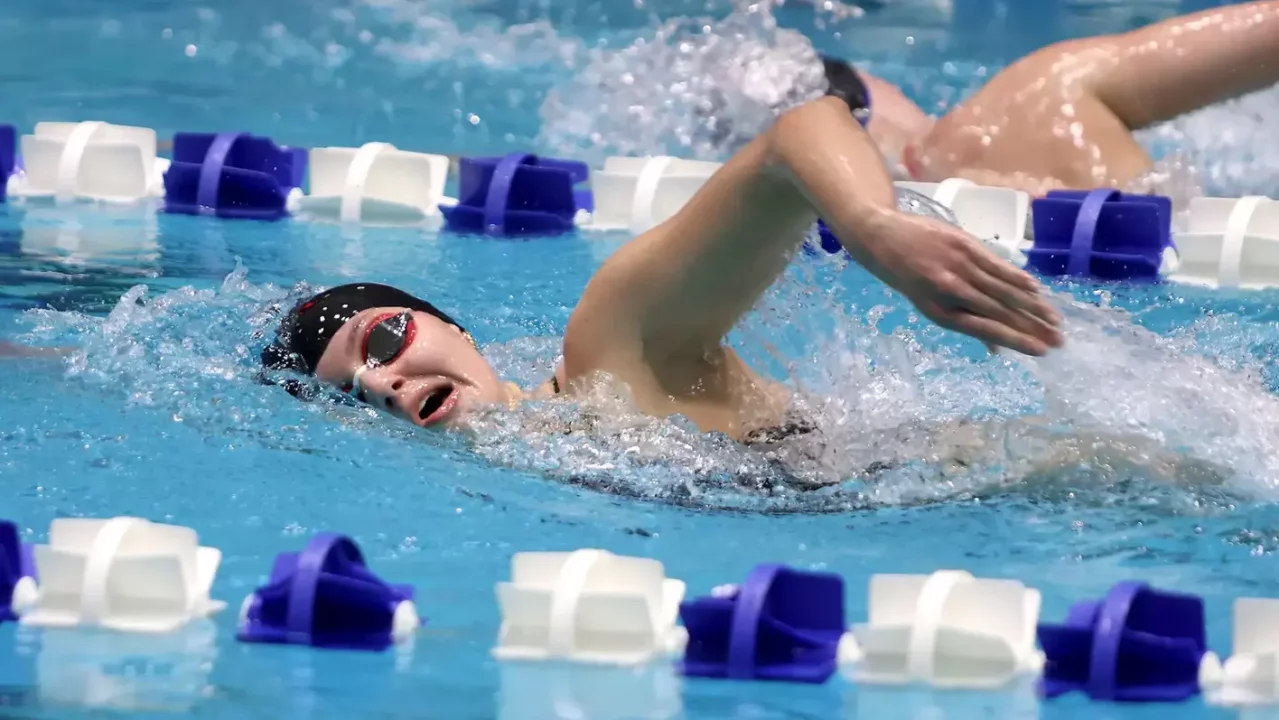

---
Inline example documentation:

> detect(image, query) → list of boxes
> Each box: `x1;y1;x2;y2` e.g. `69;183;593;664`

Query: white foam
538;7;826;164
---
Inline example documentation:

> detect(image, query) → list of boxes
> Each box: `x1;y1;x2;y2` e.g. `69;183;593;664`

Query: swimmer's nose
354;369;411;413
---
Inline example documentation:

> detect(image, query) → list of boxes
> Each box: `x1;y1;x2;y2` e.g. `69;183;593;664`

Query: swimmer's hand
766;97;1061;356
863;209;1064;356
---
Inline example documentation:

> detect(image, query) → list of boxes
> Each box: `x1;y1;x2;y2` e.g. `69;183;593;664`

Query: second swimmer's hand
863;209;1064;356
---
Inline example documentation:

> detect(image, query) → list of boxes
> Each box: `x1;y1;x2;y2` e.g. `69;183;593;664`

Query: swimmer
260;94;1063;443
255;90;1236;490
818;1;1279;194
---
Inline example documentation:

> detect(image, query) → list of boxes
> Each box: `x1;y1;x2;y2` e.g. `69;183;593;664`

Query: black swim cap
260;282;465;376
819;55;872;125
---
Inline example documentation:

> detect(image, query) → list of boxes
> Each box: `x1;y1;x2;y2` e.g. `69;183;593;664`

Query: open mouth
417;383;458;426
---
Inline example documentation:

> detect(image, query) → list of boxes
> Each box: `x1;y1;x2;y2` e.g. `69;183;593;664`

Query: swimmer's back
911;39;1153;191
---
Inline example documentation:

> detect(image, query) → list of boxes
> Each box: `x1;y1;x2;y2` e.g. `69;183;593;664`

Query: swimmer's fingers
961;268;1064;350
958;243;1064;349
925;252;1059;353
937;280;1055;355
940;309;1051;357
960;239;1042;295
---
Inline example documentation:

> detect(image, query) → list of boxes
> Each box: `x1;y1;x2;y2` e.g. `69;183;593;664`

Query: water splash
21;267;341;445
438;260;1279;511
533;0;1278;207
18;254;1279;515
322;0;589;78
1021;296;1279;494
538;3;827;163
1137;85;1279;200
449;278;1279;513
896;186;958;226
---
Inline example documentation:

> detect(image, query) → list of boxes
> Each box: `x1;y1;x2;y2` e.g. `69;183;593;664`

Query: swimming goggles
346;310;416;395
343;310;478;399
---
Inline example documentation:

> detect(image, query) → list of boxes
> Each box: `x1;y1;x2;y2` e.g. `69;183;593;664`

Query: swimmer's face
313;306;507;428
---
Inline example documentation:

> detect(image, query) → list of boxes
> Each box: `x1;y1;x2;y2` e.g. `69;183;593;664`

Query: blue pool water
2;0;1279;717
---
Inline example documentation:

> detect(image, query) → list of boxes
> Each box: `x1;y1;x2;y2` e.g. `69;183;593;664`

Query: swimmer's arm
567;96;1057;385
934;418;1231;486
1021;426;1231;486
568;96;896;372
0;341;73;358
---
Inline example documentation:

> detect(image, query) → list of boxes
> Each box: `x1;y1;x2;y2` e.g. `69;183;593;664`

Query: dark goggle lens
364;313;412;365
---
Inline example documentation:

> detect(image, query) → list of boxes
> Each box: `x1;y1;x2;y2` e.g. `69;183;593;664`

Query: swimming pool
2;0;1279;717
